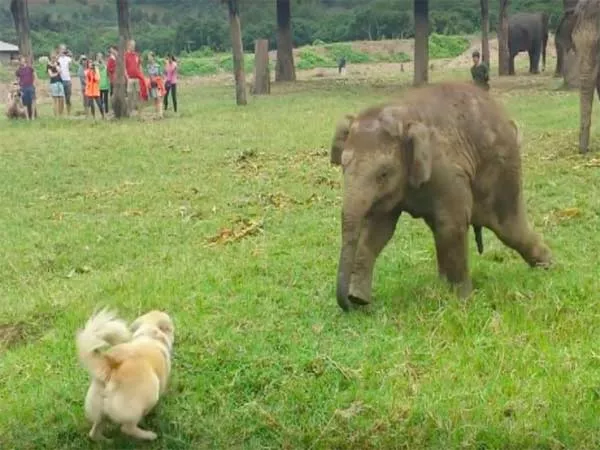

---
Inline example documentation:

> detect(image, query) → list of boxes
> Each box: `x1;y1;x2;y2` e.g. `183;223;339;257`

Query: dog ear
157;318;173;335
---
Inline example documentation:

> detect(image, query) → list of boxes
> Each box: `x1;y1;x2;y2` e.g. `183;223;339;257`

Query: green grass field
1;68;600;449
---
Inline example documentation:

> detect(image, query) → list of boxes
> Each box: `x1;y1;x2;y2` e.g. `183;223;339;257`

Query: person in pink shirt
163;54;178;113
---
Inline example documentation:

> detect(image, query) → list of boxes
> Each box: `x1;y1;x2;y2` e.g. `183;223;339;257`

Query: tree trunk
253;39;270;95
480;0;490;68
276;0;296;82
498;0;510;76
228;0;247;105
113;0;131;119
413;0;429;86
10;0;32;64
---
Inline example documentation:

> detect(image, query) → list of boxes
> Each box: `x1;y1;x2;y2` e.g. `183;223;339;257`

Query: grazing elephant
508;12;549;75
572;0;600;153
330;82;552;312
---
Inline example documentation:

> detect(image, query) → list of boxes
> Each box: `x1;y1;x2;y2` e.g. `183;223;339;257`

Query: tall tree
10;0;32;63
113;0;131;119
480;0;490;67
276;0;296;82
225;0;247;105
498;0;510;76
413;0;429;86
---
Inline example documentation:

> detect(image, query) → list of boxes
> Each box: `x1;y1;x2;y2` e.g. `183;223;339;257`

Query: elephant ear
405;121;433;188
330;115;355;165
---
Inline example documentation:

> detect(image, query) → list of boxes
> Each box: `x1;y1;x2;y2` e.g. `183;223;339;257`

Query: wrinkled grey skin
330;82;553;312
508;12;549;75
555;9;577;79
572;0;600;153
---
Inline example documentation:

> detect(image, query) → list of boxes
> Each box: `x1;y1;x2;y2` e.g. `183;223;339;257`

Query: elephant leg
432;219;472;298
509;56;516;75
555;47;563;77
531;49;541;74
488;200;552;269
424;217;445;279
348;211;400;305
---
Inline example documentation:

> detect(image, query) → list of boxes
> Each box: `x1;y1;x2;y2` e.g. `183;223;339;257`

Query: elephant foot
450;278;473;299
348;278;372;306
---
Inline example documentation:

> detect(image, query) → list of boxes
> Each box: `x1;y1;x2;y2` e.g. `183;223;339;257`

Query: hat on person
472;50;481;58
79;54;87;61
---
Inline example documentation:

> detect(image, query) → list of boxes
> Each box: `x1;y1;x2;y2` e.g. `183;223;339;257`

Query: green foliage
325;43;370;64
0;0;566;58
429;34;470;59
296;48;337;70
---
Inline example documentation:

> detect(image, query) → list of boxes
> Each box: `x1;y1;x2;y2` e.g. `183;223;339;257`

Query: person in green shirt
470;50;490;91
96;52;110;114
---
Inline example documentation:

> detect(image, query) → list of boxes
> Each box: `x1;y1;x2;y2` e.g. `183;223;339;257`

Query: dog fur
76;308;175;441
6;84;27;119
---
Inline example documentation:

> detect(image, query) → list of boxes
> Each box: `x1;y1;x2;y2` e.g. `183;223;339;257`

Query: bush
429;34;469;59
296;48;336;70
324;43;370;64
178;58;220;76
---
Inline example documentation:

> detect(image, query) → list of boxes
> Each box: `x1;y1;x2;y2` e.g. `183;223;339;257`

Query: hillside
0;0;563;58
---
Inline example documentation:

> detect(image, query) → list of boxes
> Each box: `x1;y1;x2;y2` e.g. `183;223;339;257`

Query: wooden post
480;0;490;68
113;0;131;119
253;39;270;95
413;0;429;86
227;0;247;105
10;0;33;64
498;0;510;76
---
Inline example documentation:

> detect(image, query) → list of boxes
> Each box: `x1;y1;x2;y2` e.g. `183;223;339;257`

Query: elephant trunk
336;211;361;312
579;63;598;153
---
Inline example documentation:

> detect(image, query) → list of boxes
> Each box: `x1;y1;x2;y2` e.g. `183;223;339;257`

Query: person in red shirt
106;45;117;96
124;39;148;105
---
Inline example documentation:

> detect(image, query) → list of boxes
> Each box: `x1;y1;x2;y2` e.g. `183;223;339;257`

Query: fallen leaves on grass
0;322;28;350
66;265;92;278
542;207;582;226
575;158;600;168
123;209;144;217
206;218;264;246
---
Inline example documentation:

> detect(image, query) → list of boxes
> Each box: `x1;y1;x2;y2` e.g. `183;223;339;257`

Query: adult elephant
329;82;552;312
572;0;600;153
508;12;549;75
554;0;579;79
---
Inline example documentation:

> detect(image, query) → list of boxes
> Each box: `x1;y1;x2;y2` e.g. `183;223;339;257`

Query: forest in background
0;0;563;58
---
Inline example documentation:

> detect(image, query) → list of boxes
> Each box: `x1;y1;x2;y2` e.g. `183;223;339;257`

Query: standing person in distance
48;52;65;116
163;54;178;113
147;52;165;118
57;44;73;114
78;55;88;111
96;52;110;114
470;50;490;91
15;55;36;120
107;46;118;97
84;59;104;120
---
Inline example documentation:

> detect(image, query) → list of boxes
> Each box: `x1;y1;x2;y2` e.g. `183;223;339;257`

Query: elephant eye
376;169;389;184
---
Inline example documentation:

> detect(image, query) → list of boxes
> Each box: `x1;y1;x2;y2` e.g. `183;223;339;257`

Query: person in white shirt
57;44;73;114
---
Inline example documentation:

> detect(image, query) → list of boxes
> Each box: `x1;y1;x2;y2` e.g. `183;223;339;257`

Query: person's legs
163;84;170;110
21;86;33;120
95;97;104;118
63;81;72;114
171;84;177;113
101;90;109;114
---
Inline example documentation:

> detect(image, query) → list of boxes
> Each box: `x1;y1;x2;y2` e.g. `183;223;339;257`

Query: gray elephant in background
330;82;552;312
508;12;549;75
571;0;600;153
555;0;579;79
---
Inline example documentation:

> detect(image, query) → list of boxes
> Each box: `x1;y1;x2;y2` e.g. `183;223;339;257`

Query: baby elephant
330;82;552;311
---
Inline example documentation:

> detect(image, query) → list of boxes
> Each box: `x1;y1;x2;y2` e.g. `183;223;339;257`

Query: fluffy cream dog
76;308;174;441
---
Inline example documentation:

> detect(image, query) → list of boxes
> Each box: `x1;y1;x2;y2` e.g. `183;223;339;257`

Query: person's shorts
20;86;35;105
149;87;161;99
62;80;72;104
50;82;65;97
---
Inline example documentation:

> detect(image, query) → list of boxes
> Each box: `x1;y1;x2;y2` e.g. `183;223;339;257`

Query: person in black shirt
47;53;65;116
470;50;490;91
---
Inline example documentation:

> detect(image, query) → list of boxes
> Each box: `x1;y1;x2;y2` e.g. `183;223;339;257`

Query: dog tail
76;308;132;382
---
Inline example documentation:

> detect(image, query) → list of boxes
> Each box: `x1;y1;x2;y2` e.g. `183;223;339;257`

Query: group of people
12;40;179;120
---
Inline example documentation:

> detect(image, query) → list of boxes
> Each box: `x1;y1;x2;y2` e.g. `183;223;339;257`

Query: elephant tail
473;225;484;255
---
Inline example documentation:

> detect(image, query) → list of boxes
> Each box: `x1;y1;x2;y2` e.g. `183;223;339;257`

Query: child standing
470;50;490;91
48;53;65;116
15;56;36;120
163;54;178;113
84;60;104;119
147;52;165;118
96;52;110;114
